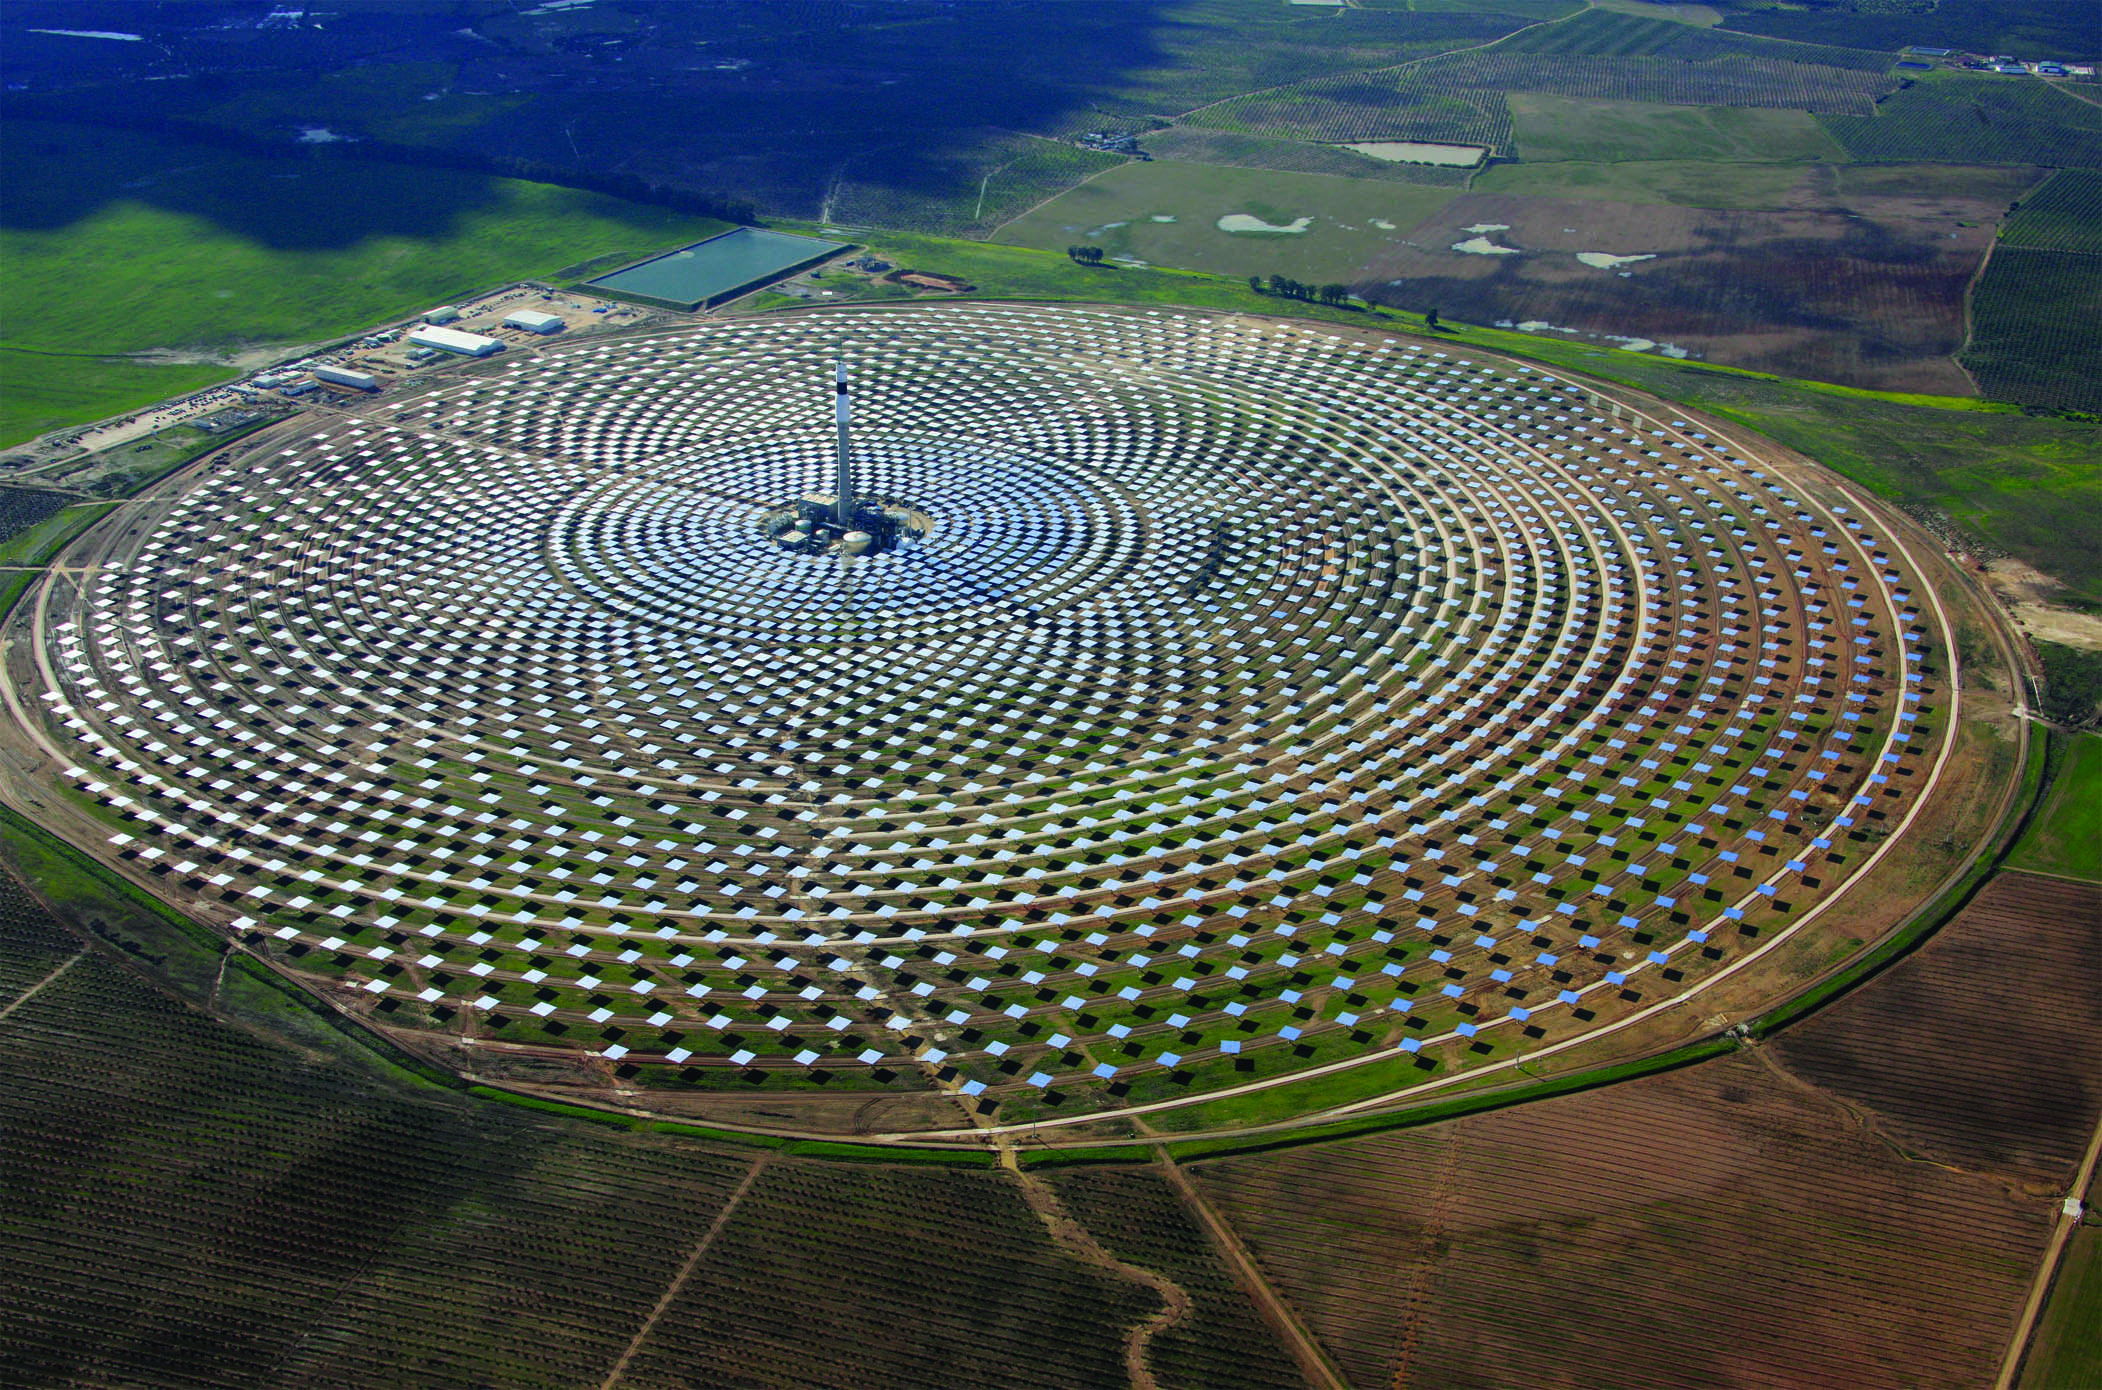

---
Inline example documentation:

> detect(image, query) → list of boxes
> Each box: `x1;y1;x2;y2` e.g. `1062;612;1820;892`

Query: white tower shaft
834;359;854;526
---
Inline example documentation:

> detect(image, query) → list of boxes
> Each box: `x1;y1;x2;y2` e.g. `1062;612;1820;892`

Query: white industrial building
424;305;461;324
505;309;565;334
312;364;379;391
408;326;505;357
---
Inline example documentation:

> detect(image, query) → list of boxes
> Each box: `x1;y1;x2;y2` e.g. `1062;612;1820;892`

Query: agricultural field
1506;94;1849;164
0;485;72;546
1768;871;2102;1185
2000;169;2102;254
2006;733;2102;884
1185;869;2101;1390
825;132;1128;239
1713;0;2099;63
0;120;728;447
993;160;1459;281
1961;245;2102;413
1141;128;1477;185
1496;7;1898;72
1356;190;1998;393
1474;158;1813;209
0;864;1212;1389
1191;1053;2055;1388
1190;44;1895;152
1820;72;2102;169
2020;1183;2102;1390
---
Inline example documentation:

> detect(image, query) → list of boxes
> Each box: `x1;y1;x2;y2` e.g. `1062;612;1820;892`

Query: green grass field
2008;732;2102;882
1508;93;1850;164
0;350;234;452
1473;158;1811;208
990;160;1457;282
2020;1209;2102;1390
1569;358;2102;603
0;120;732;448
0;502;117;568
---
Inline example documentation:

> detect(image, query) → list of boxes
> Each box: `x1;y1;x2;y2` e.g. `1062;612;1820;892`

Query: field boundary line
1168;2;1587;124
2001;865;2102;888
1155;1147;1351;1390
1954;235;1994;391
1998;1069;2102;1389
599;1153;769;1390
983;155;1139;240
0;947;86;1023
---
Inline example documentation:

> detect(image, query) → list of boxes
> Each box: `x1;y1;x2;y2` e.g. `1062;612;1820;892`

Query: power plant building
312;364;379;391
408;325;505;357
504;309;565;334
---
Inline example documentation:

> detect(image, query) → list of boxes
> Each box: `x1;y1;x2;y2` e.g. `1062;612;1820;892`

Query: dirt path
1996;1100;2102;1389
1386;1131;1463;1389
599;1154;769;1390
996;1141;1192;1390
0;948;87;1023
1154;1148;1352;1390
1170;3;1583;123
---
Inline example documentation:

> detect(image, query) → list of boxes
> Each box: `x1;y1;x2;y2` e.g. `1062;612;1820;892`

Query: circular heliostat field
23;303;1948;1138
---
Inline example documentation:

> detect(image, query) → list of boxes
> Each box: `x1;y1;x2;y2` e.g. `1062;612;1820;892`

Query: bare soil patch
1984;557;2102;652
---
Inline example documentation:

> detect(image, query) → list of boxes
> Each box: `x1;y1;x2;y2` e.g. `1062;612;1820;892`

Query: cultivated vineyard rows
1770;870;2102;1185
2001;169;2102;253
1822;76;2102;167
1961;245;2102;412
0;874;1225;1387
0;485;72;545
1191;51;1893;151
1192;1055;2054;1390
617;1160;1138;1389
1498;9;1899;73
1048;1165;1310;1390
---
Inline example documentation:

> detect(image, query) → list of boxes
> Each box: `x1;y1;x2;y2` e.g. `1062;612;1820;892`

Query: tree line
1249;274;1353;306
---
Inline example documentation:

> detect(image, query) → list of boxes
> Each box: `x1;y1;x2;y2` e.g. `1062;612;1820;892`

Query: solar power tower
834;357;854;526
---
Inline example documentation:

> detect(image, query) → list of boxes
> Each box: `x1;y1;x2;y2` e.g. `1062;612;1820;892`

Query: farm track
598;1153;768;1390
1999;1074;2102;1389
1153;1148;1347;1390
996;1142;1192;1390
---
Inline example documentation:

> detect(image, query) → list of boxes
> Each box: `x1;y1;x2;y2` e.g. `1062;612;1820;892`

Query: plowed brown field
1193;1056;2051;1389
1357;191;1999;393
1771;871;2102;1187
1187;872;2102;1389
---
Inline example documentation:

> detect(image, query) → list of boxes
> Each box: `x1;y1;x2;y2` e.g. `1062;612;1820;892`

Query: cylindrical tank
840;530;873;556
